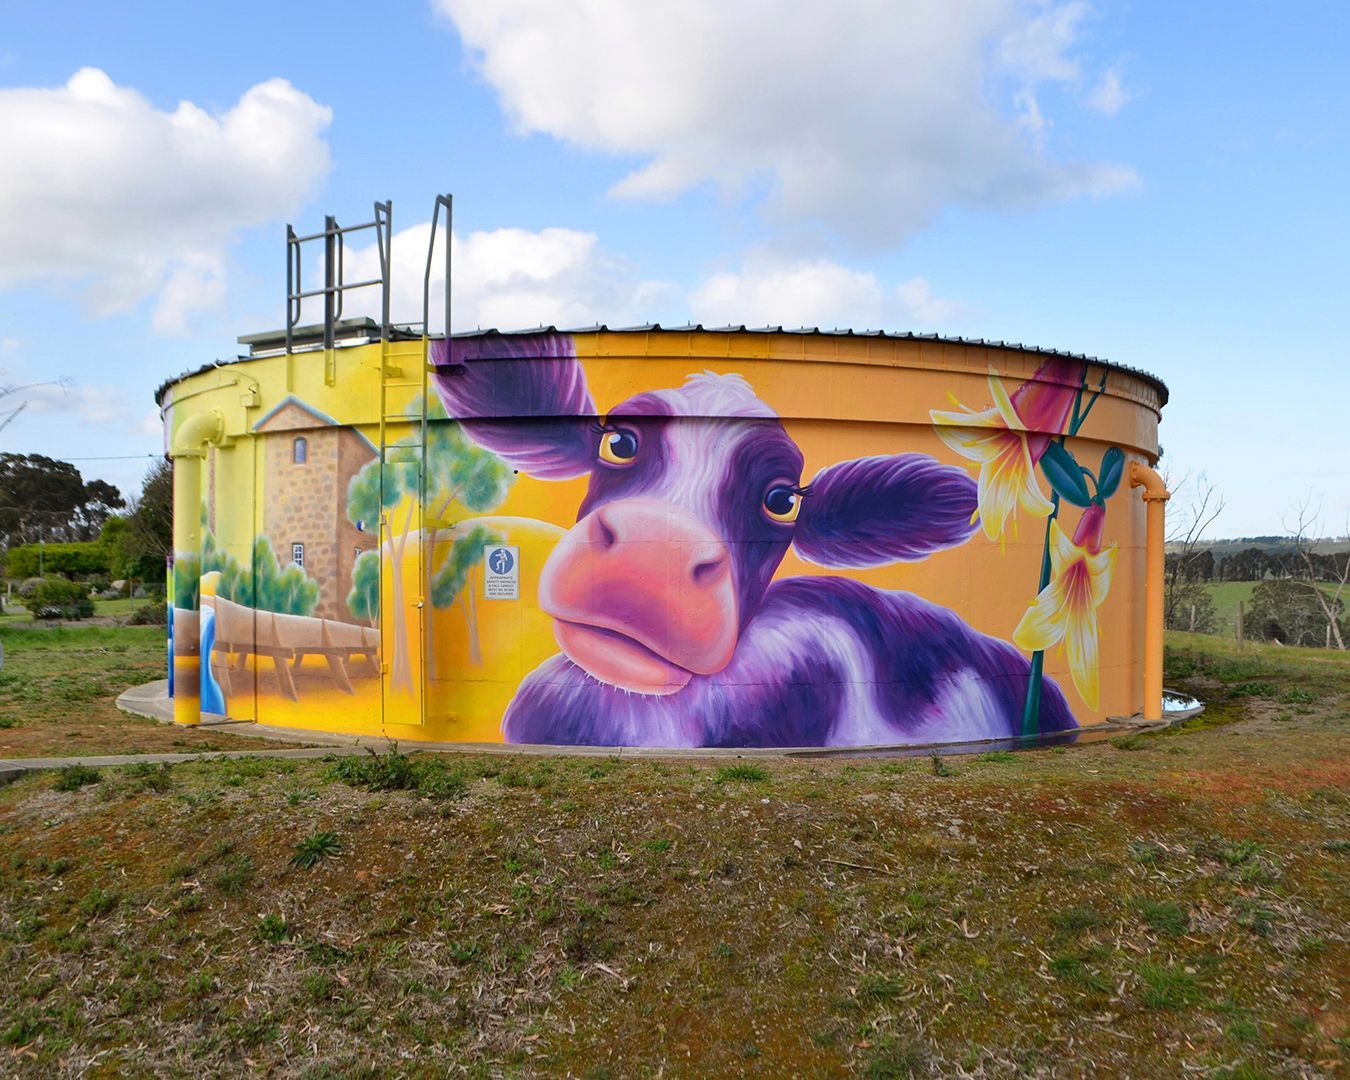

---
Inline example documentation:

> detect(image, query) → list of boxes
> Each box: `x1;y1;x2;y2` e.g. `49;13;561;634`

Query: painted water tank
161;324;1167;748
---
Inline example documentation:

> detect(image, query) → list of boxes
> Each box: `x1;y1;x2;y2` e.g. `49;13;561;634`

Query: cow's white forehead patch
651;371;779;420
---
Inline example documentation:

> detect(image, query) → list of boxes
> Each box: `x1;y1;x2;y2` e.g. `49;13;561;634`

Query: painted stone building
253;397;376;621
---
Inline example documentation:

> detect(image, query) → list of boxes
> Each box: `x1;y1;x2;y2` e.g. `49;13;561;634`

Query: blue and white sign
484;544;520;600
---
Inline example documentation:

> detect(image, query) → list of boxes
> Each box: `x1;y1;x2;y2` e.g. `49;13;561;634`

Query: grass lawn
0;624;280;758
0;596;152;626
0;631;1346;1077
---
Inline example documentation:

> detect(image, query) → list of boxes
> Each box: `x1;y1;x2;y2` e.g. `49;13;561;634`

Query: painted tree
423;402;513;668
252;535;319;617
346;444;421;694
176;528;318;617
430;523;504;668
347;549;380;626
345;398;514;690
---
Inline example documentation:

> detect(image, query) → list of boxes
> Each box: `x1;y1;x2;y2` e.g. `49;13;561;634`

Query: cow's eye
598;428;639;465
762;484;802;523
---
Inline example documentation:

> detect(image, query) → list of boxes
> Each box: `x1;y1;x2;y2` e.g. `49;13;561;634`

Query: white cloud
18;379;131;427
338;221;960;334
138;407;165;438
152;254;227;337
0;68;332;330
893;278;963;326
437;0;1138;246
690;259;961;330
338;223;678;332
1088;66;1131;116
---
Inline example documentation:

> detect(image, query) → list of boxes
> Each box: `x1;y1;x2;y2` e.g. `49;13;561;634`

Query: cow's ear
792;454;978;568
430;333;597;480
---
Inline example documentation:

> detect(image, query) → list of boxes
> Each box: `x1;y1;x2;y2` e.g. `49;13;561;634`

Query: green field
1205;581;1259;631
0;626;1346;1076
1199;581;1344;636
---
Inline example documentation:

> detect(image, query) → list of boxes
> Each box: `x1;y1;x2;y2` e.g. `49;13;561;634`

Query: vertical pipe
170;409;225;727
172;454;203;726
323;215;337;351
1130;461;1170;722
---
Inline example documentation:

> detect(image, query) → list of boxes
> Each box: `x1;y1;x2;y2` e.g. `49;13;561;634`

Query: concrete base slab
108;679;1206;764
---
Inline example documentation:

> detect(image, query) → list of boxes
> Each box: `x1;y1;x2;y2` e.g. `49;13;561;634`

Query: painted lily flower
931;358;1083;542
1013;503;1116;709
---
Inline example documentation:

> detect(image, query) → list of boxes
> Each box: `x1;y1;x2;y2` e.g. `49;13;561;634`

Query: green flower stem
1020;372;1099;737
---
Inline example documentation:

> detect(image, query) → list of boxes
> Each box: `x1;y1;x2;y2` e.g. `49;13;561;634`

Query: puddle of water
1162;690;1203;714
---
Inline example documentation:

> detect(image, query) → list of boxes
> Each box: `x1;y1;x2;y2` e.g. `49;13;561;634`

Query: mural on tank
169;331;1131;747
426;334;1122;747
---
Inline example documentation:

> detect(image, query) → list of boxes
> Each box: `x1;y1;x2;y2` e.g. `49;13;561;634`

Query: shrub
22;578;94;620
53;764;101;791
328;749;467;800
257;914;291;942
715;762;768;783
78;886;120;919
291;831;342;869
127;601;167;625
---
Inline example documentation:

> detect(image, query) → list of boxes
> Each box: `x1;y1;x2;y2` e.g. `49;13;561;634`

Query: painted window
293;436;307;464
292;543;304;568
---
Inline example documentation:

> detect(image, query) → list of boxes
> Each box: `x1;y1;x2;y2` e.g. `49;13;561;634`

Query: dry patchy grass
0;631;1345;1077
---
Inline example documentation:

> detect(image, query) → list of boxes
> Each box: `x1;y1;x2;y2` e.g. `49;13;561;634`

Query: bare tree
2;379;57;436
1283;496;1348;650
1162;471;1226;632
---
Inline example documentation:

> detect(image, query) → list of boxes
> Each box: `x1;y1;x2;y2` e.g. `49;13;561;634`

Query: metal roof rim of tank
154;320;1168;405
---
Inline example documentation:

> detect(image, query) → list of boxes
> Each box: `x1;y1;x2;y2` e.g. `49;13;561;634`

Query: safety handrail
285;200;393;354
423;194;452;338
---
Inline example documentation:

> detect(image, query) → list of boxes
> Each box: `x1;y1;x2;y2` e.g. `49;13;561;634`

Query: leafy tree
1248;578;1344;647
117;460;172;583
3;540;108;579
0;453;127;549
1164;586;1217;634
75;479;125;540
0;453;86;548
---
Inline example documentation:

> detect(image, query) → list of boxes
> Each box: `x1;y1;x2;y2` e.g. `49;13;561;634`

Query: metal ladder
283;195;453;724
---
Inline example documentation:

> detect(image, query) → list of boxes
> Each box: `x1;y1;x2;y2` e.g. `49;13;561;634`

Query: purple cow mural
431;333;1076;748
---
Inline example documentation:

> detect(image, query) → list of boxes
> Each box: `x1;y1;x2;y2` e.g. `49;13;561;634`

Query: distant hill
1166;537;1350;557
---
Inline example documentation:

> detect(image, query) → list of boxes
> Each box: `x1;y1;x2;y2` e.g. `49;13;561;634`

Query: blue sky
0;0;1346;536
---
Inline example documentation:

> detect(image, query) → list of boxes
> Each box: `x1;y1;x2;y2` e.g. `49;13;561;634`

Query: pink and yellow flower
1013;503;1116;709
931;358;1082;542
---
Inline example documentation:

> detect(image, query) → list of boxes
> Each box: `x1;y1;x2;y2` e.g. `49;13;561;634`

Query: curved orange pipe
1129;461;1169;721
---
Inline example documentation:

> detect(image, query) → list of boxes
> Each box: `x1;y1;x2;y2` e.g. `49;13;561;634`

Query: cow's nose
592;501;730;587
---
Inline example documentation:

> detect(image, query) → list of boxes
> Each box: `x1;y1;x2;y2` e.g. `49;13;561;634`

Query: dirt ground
0;631;1346;1078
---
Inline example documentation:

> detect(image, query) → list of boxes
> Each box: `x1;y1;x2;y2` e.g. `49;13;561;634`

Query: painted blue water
199;606;226;715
